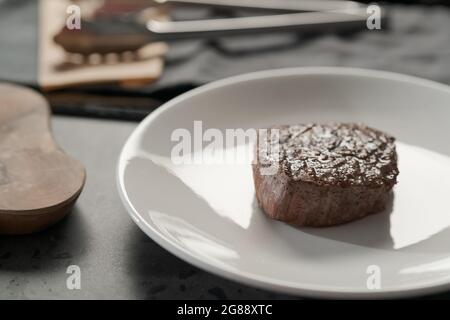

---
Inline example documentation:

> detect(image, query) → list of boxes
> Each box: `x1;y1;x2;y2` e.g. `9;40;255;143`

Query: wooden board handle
0;83;86;234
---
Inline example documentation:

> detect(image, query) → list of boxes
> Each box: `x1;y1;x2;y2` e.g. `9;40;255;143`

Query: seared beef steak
252;123;399;227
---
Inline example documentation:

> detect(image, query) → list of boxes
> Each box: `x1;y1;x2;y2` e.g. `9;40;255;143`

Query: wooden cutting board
0;83;86;234
38;0;168;90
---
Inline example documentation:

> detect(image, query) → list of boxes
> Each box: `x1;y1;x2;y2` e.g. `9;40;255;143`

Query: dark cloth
159;4;450;90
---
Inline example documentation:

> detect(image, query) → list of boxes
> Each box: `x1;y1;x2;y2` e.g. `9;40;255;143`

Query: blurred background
0;0;449;120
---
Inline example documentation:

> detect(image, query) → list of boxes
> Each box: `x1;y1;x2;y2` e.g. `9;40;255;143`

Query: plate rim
117;67;450;299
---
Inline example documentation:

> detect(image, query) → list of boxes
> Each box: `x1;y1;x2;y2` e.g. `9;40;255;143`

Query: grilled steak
252;123;399;227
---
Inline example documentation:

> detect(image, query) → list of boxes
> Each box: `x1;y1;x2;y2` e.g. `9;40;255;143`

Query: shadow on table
124;223;297;300
0;207;89;272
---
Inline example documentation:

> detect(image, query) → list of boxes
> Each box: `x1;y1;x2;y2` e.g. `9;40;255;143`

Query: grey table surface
0;116;296;300
0;115;448;300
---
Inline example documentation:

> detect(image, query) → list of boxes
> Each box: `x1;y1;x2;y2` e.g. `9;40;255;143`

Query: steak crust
252;123;399;227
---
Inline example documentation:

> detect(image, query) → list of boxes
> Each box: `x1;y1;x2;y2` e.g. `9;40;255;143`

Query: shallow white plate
117;67;450;299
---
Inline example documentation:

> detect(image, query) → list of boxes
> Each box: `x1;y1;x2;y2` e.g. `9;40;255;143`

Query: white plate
117;67;450;299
